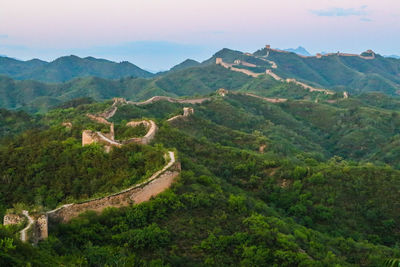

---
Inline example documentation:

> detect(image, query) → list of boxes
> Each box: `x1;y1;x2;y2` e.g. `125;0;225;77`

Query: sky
0;0;399;71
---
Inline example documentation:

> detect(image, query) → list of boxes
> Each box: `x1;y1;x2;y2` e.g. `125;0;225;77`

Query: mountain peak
284;46;311;56
170;59;200;72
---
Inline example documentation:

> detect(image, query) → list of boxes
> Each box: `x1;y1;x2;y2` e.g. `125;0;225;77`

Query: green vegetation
0;119;165;210
252;48;400;95
0;55;153;82
1;47;400;265
1;93;400;265
0;109;41;138
2;46;400;114
115;122;148;140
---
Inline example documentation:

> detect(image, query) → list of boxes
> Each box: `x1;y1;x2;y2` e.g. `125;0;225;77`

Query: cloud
311;6;368;17
0;34;8;39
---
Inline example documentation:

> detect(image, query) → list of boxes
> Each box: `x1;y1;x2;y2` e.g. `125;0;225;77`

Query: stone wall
216;58;263;78
48;159;180;223
167;108;194;122
3;214;24;225
82;130;96;146
122;120;158;145
127;96;210;105
36;214;48;240
87;114;111;125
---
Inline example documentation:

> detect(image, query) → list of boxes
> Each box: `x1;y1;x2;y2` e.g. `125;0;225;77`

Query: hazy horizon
1;0;399;71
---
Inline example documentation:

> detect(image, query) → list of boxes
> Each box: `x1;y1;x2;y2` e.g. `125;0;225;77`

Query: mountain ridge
0;55;153;82
283;46;312;56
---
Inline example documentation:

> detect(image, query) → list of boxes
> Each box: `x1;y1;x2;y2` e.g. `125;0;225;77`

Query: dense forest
1;90;400;266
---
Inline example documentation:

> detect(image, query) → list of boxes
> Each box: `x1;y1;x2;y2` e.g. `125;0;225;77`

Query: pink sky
0;0;399;70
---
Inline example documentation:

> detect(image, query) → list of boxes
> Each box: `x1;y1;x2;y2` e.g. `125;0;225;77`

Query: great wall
216;88;287;103
127;96;210;105
216;57;334;95
3;97;201;243
3;63;351;243
263;44;376;60
214;44;359;96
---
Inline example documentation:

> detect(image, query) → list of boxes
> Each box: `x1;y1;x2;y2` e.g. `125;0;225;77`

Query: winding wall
47;151;179;223
127;96;210;105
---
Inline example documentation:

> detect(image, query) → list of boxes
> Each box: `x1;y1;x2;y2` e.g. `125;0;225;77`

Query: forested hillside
0;64;341;113
0;55;153;82
1;46;400;113
1;93;400;266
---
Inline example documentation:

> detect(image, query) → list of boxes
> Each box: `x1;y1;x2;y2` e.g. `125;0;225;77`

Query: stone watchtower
265;45;271;49
35;214;48;240
183;107;194;116
217;88;229;97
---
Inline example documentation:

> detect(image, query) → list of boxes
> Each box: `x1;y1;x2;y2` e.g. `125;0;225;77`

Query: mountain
0;55;153;82
386;55;400;59
1;46;400;113
284;46;312;56
169;59;200;71
198;47;400;95
250;47;400;95
0;61;339;113
1;93;400;265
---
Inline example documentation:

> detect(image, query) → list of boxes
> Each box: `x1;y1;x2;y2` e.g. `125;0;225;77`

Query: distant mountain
0;55;153;82
2;46;400;112
251;47;400;95
386;55;400;59
284;46;312;56
169;59;200;72
199;47;400;95
0;63;256;112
